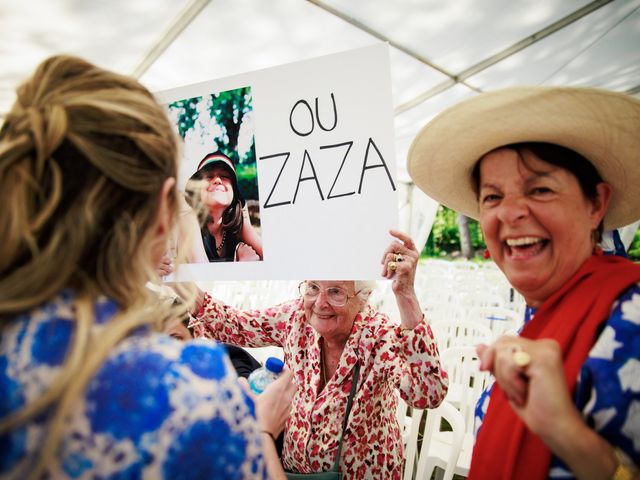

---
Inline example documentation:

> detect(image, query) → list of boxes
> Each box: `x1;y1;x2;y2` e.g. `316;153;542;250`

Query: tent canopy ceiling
1;0;638;184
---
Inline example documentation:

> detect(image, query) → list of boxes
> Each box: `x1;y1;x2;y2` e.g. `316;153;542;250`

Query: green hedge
422;206;486;258
629;229;640;261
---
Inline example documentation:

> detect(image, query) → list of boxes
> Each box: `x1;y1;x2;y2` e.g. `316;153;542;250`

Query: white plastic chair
440;346;489;433
431;318;493;351
415;346;487;478
450;260;479;273
457;291;505;309
402;401;465;480
467;306;523;339
396;393;412;444
423;302;466;326
418;259;454;281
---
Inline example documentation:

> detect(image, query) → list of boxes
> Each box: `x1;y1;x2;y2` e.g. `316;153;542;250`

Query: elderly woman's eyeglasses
298;282;361;307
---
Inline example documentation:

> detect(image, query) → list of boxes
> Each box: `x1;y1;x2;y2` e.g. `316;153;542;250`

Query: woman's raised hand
381;229;420;297
381;230;423;329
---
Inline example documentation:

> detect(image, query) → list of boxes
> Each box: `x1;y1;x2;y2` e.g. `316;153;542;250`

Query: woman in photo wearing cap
186;152;263;262
409;86;640;479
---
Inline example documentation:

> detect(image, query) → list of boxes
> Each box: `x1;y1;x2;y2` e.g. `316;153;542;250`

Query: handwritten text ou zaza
259;93;396;209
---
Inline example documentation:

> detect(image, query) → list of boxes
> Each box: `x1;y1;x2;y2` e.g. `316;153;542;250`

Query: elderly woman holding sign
408;86;640;479
182;230;448;479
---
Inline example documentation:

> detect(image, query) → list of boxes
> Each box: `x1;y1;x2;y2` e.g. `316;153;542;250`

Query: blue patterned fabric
474;282;640;478
0;290;266;479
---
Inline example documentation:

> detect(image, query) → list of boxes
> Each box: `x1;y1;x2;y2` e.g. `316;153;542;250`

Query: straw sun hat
408;86;640;230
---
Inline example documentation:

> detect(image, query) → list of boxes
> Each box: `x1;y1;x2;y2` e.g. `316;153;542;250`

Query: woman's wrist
400;313;425;331
261;430;276;442
396;292;423;330
546;415;622;480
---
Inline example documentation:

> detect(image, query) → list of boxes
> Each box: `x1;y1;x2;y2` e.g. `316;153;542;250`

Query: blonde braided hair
0;55;180;477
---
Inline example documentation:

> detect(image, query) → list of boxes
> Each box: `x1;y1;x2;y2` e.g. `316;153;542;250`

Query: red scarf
469;253;640;479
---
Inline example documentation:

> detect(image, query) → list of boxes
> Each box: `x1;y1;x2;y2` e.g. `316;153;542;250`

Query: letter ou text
289;93;338;137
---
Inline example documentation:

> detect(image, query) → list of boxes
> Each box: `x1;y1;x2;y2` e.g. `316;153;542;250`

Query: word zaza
259;93;396;209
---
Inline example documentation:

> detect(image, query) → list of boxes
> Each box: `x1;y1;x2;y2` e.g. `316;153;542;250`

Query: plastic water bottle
248;357;285;394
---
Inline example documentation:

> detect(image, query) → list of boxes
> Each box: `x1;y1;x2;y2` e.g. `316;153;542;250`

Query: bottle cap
265;357;285;374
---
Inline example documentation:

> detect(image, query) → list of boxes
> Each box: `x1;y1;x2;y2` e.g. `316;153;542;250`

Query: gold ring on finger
388;261;397;272
512;346;531;368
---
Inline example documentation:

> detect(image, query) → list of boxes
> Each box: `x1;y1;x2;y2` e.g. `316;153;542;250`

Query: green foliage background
236;162;258;201
628;229;640;261
422;206;485;258
168;87;259;200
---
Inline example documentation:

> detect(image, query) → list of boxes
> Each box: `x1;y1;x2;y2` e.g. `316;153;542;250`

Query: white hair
354;280;376;303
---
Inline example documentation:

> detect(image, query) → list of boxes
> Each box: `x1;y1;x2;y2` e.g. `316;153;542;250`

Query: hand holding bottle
254;368;296;439
248;357;285;394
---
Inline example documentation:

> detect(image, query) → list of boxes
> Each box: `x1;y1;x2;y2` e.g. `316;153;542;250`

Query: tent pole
394;0;614;115
130;0;211;79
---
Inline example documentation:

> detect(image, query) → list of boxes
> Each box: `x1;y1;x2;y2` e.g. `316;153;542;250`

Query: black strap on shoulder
330;361;360;472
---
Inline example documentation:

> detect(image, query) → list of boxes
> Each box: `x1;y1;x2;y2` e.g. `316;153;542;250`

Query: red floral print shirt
192;293;448;479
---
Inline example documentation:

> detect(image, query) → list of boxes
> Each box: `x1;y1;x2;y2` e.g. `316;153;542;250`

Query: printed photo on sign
166;87;263;264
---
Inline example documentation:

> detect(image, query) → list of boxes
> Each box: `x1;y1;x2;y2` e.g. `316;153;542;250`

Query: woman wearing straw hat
185;151;263;262
408;86;640;479
0;55;294;479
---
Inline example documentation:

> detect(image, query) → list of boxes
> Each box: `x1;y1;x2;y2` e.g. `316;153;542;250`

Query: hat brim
408;86;640;230
189;157;237;184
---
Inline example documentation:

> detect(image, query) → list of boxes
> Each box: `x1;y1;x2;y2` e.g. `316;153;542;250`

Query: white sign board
156;43;398;281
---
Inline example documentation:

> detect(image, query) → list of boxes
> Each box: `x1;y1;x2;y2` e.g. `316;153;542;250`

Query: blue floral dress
0;290;266;479
475;283;640;478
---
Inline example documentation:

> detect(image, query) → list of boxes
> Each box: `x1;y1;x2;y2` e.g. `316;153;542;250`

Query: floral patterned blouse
192;293;448;479
475;283;640;479
0;290;267;479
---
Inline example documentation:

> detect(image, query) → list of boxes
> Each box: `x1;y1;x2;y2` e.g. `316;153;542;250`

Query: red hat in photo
187;151;245;207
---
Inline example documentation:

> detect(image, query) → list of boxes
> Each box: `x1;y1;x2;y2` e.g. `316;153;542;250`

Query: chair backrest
467;306;523;338
450;260;479;273
423;302;466;325
402;401;465;480
457;291;505;309
396;393;411;444
402;404;422;480
431;318;493;351
440;346;490;432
